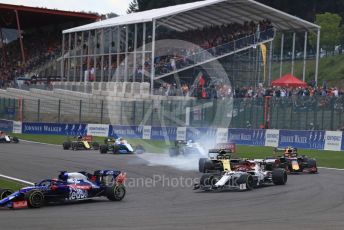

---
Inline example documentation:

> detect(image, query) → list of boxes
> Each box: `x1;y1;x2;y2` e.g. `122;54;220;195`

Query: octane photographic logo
105;38;233;147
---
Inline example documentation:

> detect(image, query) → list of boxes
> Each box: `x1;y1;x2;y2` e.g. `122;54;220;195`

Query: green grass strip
0;178;27;191
10;133;344;169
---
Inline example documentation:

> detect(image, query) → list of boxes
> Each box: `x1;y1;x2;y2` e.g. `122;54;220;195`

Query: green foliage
127;0;200;13
271;55;344;87
309;13;343;52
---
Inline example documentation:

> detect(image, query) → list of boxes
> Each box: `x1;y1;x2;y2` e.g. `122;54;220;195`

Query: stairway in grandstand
154;28;275;80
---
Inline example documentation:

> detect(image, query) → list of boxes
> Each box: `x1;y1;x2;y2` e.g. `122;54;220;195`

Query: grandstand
60;0;320;94
0;0;329;130
0;3;101;88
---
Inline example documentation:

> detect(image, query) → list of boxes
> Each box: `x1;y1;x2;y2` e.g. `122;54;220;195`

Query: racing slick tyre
100;145;108;154
272;169;288;185
200;173;221;187
199;158;207;173
204;160;216;173
92;142;100;150
113;145;120;154
0;189;13;200
106;185;126;201
25;190;44;208
63;141;71;150
12;137;19;143
236;174;254;190
307;159;318;174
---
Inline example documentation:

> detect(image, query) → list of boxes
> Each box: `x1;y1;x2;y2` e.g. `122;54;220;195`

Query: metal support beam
133;24;138;82
67;33;72;82
291;32;296;76
151;20;156;94
79;32;84;82
142;22;146;82
116;26;120;82
61;33;65;81
302;31;308;82
100;28;105;82
14;10;25;65
93;31;97;82
86;31;91;83
124;25;129;82
279;33;284;77
268;41;273;85
108;27;112;82
73;32;77;82
315;29;321;87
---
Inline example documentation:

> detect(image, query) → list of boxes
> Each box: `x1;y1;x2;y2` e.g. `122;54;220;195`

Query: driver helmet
284;147;293;156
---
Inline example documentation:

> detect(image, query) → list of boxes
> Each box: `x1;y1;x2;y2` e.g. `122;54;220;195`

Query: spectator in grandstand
154;20;273;75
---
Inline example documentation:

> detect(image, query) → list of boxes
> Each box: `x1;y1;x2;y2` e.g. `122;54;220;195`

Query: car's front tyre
26;190;44;208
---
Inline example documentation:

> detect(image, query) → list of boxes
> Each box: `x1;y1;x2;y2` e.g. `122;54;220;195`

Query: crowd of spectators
233;85;344;98
0;29;61;89
153;20;274;76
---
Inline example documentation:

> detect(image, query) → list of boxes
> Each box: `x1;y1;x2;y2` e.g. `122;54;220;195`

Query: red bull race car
268;147;318;174
0;170;126;209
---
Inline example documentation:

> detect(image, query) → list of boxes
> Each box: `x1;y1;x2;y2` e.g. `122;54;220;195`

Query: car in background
0;131;19;144
269;147;318;174
199;143;236;173
194;149;287;191
169;140;206;157
63;136;99;151
0;170;126;209
100;138;144;154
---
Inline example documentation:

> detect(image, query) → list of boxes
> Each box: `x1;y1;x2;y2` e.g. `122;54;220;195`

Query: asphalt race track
1;142;344;230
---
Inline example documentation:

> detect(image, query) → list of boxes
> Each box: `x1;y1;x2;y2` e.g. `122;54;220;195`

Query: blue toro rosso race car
0;170;126;209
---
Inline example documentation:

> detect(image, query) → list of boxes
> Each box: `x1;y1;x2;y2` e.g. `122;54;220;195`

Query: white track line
318;167;344;171
0;174;34;185
20;139;60;147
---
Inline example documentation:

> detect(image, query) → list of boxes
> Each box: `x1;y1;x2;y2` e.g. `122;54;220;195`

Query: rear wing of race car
93;170;121;176
215;143;236;153
175;140;187;146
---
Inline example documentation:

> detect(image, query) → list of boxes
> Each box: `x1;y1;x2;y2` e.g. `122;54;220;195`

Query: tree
127;0;200;13
127;0;138;13
309;12;343;53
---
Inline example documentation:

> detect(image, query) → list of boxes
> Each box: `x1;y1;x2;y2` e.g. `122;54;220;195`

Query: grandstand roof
0;3;100;30
63;0;320;34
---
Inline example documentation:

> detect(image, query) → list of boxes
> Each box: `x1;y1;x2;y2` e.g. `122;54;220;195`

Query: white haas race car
195;149;287;191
